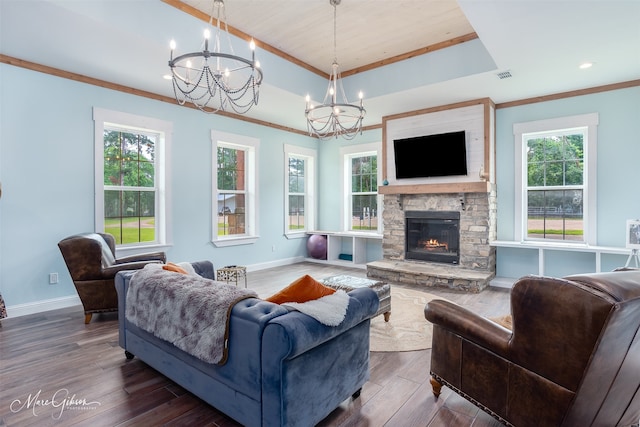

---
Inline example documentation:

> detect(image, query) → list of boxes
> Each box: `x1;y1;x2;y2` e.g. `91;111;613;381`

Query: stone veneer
367;186;497;292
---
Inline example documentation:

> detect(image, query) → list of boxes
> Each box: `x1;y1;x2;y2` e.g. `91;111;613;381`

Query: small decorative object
625;219;640;268
627;219;640;249
383;179;389;186
307;234;328;260
216;265;248;288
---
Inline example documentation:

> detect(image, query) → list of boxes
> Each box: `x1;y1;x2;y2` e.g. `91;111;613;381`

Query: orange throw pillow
266;274;336;304
162;262;189;275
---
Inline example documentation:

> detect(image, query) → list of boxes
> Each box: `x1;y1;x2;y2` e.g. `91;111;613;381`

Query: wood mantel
378;181;490;195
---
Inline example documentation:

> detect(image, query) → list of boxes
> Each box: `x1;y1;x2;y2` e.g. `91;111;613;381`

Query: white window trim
93;107;172;255
340;142;383;234
513;113;598;245
284;144;317;238
211;130;259;247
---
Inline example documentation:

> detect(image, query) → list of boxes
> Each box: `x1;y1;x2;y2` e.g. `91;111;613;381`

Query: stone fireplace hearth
367;188;497;292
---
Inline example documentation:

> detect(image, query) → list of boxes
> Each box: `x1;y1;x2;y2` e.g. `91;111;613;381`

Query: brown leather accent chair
425;269;640;427
58;233;166;324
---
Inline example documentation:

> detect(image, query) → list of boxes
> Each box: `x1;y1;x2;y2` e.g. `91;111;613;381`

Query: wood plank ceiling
170;0;477;76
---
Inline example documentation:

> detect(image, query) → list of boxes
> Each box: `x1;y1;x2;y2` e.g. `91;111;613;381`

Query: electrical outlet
272;245;276;252
49;272;59;284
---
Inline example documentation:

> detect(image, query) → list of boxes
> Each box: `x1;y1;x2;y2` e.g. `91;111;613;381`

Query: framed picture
626;219;640;249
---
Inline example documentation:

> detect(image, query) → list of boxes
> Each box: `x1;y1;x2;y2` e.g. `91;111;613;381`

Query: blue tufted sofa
115;261;379;427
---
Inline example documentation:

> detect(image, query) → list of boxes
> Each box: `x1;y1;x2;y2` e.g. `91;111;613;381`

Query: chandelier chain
305;0;365;140
333;3;337;63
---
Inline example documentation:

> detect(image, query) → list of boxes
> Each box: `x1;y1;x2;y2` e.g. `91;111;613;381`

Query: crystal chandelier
168;0;263;114
305;0;365;140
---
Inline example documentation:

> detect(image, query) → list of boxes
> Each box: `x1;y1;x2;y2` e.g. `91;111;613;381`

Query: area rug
370;287;449;352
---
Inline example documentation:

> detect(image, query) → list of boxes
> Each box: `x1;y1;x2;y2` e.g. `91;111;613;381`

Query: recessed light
579;62;594;69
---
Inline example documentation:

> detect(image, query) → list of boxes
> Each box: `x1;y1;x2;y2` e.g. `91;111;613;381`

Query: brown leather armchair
58;233;166;324
425;269;640;427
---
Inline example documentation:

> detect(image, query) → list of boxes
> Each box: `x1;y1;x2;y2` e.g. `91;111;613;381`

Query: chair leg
84;313;92;324
430;376;443;398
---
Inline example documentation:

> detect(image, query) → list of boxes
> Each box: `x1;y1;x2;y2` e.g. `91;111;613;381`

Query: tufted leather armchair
425;269;640;427
58;232;166;324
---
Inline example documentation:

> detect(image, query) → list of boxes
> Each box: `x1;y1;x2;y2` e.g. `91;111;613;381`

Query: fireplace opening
405;211;460;264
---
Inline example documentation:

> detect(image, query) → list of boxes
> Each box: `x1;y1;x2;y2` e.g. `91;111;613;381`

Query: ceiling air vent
496;71;513;80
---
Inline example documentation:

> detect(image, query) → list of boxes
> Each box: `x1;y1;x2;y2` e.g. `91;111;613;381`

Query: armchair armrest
425;299;511;358
116;251;166;264
264;287;379;359
103;260;163;277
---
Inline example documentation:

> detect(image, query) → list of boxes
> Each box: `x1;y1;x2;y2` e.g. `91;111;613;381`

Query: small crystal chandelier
305;0;365;140
168;0;263;114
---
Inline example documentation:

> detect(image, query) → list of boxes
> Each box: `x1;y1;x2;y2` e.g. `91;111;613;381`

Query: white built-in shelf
306;231;383;269
491;240;631;275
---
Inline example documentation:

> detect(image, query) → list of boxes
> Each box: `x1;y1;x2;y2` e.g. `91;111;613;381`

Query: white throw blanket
284;290;350;326
126;264;257;365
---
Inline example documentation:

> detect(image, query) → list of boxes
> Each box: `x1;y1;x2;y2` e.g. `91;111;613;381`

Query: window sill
490;240;629;254
116;243;173;258
285;232;308;240
308;230;383;239
212;236;259;247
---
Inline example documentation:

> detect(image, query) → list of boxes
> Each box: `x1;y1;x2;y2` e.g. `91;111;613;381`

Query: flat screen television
393;130;467;179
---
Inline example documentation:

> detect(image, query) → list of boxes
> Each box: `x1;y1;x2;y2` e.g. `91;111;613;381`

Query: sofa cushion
266;274;335;304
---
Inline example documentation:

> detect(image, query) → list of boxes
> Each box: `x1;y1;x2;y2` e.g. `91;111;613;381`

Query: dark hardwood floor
0;262;511;426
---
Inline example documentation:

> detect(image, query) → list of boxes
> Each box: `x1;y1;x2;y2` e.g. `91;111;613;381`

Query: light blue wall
0;64;318;308
495;86;640;278
2;61;637;311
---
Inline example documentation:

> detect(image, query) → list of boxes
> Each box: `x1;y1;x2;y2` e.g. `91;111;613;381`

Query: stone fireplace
367;188;497;292
369;98;497;292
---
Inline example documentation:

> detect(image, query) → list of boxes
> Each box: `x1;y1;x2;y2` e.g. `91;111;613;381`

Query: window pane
527;189;583;241
351;155;377;192
217;193;246;236
288;195;305;230
544;137;564;161
565;159;584;185
104;130;155;187
545;160;564;186
217;147;245;191
349;153;378;232
104;190;156;244
527;134;584;188
526;137;545;186
351;194;378;231
352;174;361;192
289;157;305;193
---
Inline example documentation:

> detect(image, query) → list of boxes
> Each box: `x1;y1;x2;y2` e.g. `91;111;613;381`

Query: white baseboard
490;276;517;289
2;257;307;319
5;295;82;319
245;256;306;272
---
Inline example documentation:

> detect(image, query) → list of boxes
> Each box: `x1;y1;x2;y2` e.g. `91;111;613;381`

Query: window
212;131;259;246
284;145;316;236
93;108;171;249
514;113;598;244
341;143;382;233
